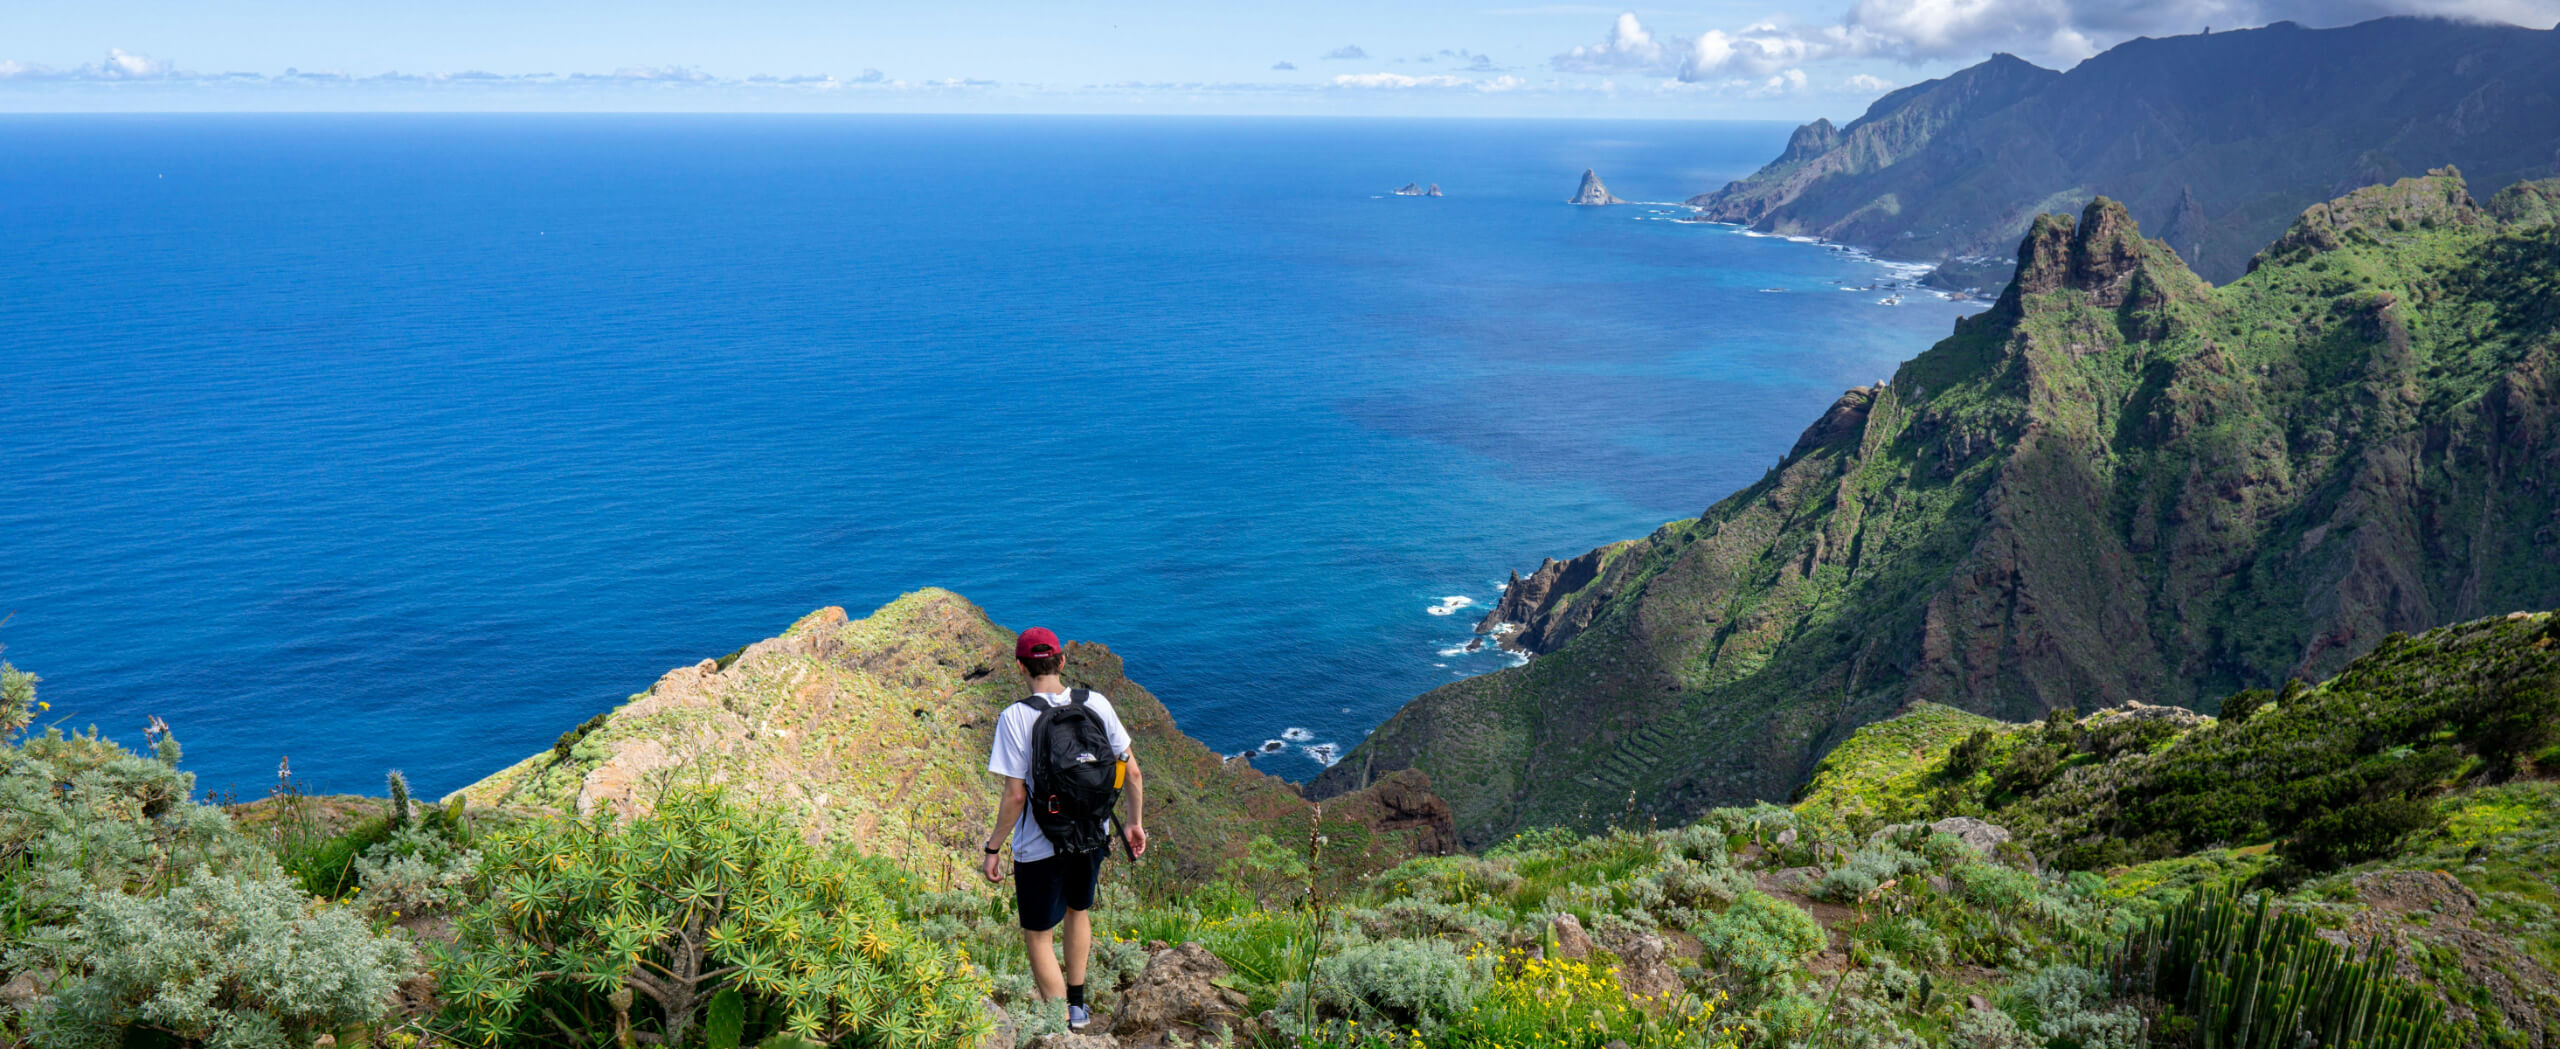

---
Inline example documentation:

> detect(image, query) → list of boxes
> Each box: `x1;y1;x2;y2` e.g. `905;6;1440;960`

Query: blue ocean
1;115;1981;797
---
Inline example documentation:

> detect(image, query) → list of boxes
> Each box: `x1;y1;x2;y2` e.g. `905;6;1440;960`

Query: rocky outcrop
1425;183;1443;197
1394;183;1427;197
461;589;1454;882
2250;166;2483;270
1474;543;1628;655
1318;171;2560;846
1316;768;1459;855
1688;17;2560;284
1108;944;1251;1048
1569;169;1625;206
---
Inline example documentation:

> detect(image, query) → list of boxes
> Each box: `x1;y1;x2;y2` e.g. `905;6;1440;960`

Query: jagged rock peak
1776;118;1839;163
2005;196;2200;309
2252;167;2482;270
1570;169;1625;206
1424;183;1443;197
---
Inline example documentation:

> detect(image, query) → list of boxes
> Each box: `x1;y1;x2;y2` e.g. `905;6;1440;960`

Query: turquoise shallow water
0;114;1981;795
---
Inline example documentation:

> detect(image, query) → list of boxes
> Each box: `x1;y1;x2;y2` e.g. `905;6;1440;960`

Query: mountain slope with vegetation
1691;17;2560;286
12;607;2554;1048
457;587;1455;882
1317;170;2560;847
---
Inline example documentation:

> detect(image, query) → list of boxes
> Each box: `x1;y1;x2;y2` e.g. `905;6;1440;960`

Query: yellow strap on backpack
1113;759;1127;789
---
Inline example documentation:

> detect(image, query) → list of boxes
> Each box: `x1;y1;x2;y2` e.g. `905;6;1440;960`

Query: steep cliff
1315;171;2560;847
1691;17;2560;286
460;588;1455;880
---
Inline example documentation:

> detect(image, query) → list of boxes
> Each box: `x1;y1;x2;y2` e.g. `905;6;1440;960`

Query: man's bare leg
1023;928;1067;1001
1063;908;1092;988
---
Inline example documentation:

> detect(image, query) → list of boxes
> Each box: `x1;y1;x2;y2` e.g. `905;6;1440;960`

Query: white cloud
100;48;173;79
1322;45;1369;60
1747;68;1810;96
0;48;189;81
1272;60;1298;70
1844;72;1895;92
1553;12;1670;72
1555;2;2560;80
1330;72;1526;90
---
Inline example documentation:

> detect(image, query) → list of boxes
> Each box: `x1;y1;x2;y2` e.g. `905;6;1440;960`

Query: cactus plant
2099;887;2448;1048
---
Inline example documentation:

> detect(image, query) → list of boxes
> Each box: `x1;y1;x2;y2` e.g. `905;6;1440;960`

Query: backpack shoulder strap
1017;694;1049;711
1068;688;1092;708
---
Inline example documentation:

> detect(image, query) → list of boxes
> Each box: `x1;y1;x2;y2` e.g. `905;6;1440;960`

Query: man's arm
982;776;1028;883
1120;748;1148;858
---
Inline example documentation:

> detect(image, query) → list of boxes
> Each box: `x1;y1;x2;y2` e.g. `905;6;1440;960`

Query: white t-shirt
988;689;1133;863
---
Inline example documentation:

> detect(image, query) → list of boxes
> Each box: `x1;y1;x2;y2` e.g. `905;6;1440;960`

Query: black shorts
1014;849;1107;931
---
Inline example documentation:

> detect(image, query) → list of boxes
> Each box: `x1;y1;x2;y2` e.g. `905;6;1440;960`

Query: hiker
982;626;1148;1032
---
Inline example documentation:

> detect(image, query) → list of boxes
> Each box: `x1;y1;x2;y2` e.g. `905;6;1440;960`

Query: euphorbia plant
436;786;990;1048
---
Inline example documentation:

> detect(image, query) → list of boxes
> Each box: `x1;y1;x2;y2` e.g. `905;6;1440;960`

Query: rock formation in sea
1569;169;1624;206
1425;184;1443;197
1394;183;1426;196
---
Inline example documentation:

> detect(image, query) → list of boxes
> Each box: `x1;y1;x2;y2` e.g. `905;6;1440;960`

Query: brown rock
1551;913;1595;959
981;999;1016;1049
1027;1035;1117;1049
1324;769;1460;856
1113;943;1250;1049
1596;928;1682;1004
0;971;35;1008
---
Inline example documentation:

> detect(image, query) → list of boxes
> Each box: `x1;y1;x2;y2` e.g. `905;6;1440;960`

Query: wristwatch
984;845;1002;855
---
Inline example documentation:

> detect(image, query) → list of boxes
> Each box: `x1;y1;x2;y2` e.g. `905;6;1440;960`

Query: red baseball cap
1016;627;1063;661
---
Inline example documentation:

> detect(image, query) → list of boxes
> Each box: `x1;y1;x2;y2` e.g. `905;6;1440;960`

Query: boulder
1027;1035;1116;1049
1551;913;1595;959
0;971;37;1014
981;999;1016;1049
1113;942;1250;1048
1595;928;1682;1004
1927;817;2010;854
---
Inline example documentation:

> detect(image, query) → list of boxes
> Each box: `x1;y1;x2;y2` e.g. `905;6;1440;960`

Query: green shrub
2007;965;2141;1049
1287;938;1490;1033
436;787;990;1048
1;726;261;936
1696;890;1825;988
1818;843;1930;903
351;825;480;918
19;868;409;1049
0;659;37;737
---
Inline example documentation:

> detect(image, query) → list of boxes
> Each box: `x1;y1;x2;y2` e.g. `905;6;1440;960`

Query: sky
3;0;2556;118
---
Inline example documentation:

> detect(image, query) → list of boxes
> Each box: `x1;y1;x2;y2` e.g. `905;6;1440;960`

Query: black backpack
1021;689;1125;856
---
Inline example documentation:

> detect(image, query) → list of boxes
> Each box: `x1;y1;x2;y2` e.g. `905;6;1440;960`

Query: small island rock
1570;168;1625;205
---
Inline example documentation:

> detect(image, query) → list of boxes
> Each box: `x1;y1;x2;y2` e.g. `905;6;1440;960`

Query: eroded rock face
1111;943;1250;1049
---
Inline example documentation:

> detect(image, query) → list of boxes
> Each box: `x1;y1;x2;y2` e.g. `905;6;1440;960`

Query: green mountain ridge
1315;169;2560;849
1690;17;2560;287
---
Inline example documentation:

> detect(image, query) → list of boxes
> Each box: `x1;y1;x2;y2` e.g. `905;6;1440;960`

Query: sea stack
1425;184;1443;197
1394;182;1426;196
1569;169;1624;205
